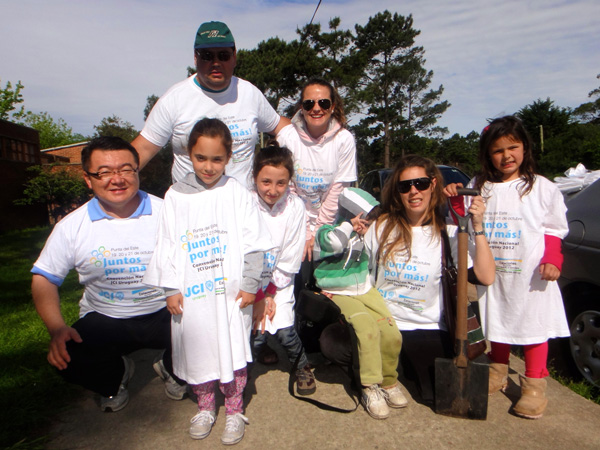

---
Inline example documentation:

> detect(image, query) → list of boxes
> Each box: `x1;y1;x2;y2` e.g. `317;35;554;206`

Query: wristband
472;230;486;237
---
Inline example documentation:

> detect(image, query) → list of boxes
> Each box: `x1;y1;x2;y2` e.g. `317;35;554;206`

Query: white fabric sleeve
540;178;569;239
32;219;76;285
333;132;358;183
256;91;281;134
140;94;175;148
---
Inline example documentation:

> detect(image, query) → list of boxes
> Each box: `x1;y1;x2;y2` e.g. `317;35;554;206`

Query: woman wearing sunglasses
363;155;495;403
277;77;357;262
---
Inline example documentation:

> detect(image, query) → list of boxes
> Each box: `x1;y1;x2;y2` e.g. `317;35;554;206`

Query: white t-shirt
143;176;274;384
365;223;473;331
472;176;570;344
32;192;167;319
141;76;281;188
277;121;357;231
253;190;306;333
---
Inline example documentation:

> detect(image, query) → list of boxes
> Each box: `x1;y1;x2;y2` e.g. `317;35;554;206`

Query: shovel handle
448;188;480;365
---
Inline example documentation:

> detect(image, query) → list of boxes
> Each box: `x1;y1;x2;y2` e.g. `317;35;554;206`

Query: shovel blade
434;357;489;420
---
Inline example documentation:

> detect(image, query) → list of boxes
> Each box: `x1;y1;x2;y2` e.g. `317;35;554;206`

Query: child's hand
350;212;370;235
539;263;560;281
443;182;464;198
167;293;184;315
265;294;277;320
237;290;256;309
468;196;486;230
302;236;315;262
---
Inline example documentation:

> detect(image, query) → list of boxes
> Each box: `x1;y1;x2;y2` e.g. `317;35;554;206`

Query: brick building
0;119;47;232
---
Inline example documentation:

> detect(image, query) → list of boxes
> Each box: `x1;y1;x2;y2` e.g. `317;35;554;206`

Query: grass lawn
0;226;598;449
0;226;82;449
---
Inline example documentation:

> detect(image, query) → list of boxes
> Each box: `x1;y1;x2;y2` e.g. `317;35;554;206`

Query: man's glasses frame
195;50;234;62
302;98;332;111
397;177;433;194
86;167;139;180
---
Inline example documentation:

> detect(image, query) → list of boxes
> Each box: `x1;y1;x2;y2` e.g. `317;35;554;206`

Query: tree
296;18;364;115
0;79;25;121
436;131;480;175
516;98;571;157
236;37;322;114
573;73;600;125
94;115;138;141
21;111;85;149
15;165;89;223
353;11;449;167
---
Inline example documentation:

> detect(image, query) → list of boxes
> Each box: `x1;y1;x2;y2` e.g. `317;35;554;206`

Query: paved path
45;347;600;450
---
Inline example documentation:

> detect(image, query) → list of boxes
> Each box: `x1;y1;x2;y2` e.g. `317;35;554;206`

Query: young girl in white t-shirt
143;118;273;445
250;140;316;395
461;116;569;419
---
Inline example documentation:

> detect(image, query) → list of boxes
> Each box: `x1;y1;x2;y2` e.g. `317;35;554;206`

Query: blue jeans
252;325;309;369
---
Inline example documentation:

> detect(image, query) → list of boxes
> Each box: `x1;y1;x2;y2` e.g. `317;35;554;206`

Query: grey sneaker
152;353;187;400
361;384;390;419
100;356;135;412
221;413;249;445
296;365;317;396
189;410;216;440
382;383;408;408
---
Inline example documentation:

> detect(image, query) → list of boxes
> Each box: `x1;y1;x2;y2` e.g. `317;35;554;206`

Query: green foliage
435;131;480;175
0;227;82;448
573;73;600;125
144;95;159;121
0;79;25;121
516;98;571;158
538;122;600;177
353;11;449;167
93;115;138;141
15;165;89;223
21;111;84;149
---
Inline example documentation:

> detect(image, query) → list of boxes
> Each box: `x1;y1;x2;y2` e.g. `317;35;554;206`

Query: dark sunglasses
302;98;332;111
196;50;233;62
397;177;432;194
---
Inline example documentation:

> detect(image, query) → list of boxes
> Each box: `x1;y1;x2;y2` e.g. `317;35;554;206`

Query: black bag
440;229;486;360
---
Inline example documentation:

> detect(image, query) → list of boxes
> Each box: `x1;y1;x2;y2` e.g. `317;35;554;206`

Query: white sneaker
152;353;187;400
221;413;249;445
189;410;216;440
361;385;390;419
100;356;135;412
382;384;408;408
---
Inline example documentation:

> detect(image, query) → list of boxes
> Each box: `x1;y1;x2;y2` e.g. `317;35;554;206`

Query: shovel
434;187;489;420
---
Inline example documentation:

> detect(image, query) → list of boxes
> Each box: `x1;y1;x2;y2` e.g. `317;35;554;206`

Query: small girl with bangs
250;140;316;395
465;116;569;419
144;118;274;445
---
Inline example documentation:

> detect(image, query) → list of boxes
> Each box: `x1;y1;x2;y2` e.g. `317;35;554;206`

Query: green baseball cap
194;21;235;49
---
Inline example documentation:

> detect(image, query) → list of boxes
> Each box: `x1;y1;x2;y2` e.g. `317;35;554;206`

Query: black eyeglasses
302;99;332;111
196;50;233;62
86;167;138;180
397;177;432;194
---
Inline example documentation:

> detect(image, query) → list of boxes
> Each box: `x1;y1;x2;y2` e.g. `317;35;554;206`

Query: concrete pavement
44;344;600;450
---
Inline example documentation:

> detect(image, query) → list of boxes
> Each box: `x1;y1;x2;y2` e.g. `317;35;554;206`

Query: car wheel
569;308;600;386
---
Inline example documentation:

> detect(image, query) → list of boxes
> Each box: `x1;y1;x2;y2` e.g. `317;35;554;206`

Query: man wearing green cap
132;21;290;189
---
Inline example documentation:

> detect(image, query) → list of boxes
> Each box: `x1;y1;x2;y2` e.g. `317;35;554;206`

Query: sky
2;0;599;140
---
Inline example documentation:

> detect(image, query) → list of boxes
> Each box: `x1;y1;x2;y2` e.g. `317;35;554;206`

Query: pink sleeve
540;234;563;271
315;182;349;231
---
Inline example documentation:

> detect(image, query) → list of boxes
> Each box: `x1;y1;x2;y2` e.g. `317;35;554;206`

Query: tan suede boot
513;375;548;419
488;363;509;395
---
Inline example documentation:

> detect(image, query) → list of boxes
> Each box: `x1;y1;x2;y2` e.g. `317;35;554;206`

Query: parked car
359;165;471;201
558;178;600;387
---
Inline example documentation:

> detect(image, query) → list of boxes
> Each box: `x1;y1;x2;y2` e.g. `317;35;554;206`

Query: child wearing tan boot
468;116;570;419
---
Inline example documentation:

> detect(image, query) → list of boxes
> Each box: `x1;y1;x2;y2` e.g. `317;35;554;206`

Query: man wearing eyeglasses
132;21;290;188
31;137;186;412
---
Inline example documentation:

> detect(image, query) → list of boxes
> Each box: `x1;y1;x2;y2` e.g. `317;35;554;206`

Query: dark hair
475;115;536;197
252;139;294;181
296;77;347;127
187;118;233;157
81;136;139;172
376;155;445;264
